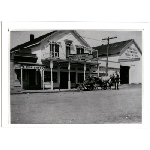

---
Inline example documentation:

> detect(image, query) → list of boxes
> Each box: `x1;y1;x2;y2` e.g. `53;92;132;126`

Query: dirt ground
10;84;142;124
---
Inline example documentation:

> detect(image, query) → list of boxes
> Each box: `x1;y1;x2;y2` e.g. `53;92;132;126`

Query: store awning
42;58;99;66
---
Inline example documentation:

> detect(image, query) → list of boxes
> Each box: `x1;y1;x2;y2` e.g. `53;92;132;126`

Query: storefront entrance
60;72;68;89
120;66;129;84
27;69;41;90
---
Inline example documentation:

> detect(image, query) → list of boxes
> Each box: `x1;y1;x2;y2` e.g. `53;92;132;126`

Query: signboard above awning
68;53;93;61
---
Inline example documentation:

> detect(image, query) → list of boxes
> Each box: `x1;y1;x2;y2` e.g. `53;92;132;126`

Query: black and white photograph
10;29;142;124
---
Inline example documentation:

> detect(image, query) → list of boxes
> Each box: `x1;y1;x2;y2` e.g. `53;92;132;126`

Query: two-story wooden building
10;30;98;91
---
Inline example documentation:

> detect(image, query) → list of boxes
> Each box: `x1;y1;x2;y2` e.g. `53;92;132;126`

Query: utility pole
102;36;117;75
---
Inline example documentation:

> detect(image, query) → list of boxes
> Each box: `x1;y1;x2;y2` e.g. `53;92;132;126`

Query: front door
120;66;129;84
60;72;68;89
29;69;36;86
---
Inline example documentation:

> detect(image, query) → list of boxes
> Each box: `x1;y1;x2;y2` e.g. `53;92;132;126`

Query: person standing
114;71;120;90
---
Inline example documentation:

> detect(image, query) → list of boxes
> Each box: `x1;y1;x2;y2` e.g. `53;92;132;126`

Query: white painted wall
100;55;119;62
119;43;142;84
31;31;90;61
129;59;142;84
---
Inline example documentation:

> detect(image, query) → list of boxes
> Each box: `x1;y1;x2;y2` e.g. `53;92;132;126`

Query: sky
10;30;142;50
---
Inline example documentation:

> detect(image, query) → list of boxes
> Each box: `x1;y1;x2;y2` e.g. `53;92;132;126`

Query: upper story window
65;40;73;58
76;45;85;54
49;41;59;58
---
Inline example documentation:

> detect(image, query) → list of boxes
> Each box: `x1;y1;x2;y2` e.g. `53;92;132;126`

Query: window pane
66;46;70;57
77;48;80;54
81;48;84;54
44;71;57;83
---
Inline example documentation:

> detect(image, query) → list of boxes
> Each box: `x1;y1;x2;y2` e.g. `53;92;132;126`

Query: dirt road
11;84;142;124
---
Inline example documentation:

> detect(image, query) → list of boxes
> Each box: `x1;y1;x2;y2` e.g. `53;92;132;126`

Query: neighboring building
10;30;98;91
92;39;142;84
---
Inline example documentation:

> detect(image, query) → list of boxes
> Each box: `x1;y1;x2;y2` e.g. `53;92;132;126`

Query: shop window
86;68;89;71
78;73;84;83
15;69;21;83
70;67;76;70
70;72;76;83
78;68;83;70
44;71;57;83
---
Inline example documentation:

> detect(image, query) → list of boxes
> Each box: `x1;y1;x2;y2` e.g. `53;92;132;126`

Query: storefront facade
10;30;98;91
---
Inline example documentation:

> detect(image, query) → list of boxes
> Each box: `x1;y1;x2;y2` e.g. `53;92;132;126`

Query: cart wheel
89;85;94;91
77;84;84;91
77;86;81;91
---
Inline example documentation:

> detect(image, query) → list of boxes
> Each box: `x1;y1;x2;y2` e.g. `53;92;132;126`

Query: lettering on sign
14;65;44;69
121;46;140;60
68;54;93;61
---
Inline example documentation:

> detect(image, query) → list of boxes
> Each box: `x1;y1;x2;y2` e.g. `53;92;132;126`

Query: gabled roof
10;30;91;52
11;30;58;52
93;39;142;57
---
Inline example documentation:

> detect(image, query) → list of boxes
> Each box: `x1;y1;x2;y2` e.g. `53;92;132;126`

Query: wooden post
84;63;86;81
97;64;100;77
50;60;53;90
75;67;78;84
58;66;60;91
43;69;44;90
68;62;71;89
21;66;23;90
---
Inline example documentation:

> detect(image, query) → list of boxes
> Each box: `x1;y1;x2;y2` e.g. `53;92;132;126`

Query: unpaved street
11;84;142;124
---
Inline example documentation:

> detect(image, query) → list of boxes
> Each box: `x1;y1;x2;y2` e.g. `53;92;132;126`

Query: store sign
124;47;139;58
68;54;93;61
118;58;140;62
14;65;44;70
119;44;141;61
14;64;21;69
22;66;44;69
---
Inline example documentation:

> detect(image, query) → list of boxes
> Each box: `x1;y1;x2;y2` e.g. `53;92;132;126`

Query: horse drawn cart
76;73;119;91
76;76;97;91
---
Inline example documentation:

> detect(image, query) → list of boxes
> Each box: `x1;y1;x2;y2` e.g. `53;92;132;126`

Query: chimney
30;34;34;41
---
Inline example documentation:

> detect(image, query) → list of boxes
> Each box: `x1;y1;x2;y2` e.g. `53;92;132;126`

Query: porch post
35;70;37;85
21;66;23;90
97;64;100;77
75;67;78;84
84;63;86;81
68;61;71;89
43;69;44;90
50;60;53;90
58;65;60;90
40;69;42;89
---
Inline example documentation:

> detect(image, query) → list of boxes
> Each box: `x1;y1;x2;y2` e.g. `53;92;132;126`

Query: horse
94;76;112;90
94;74;117;90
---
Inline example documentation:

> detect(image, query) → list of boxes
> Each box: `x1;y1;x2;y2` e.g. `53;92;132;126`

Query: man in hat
114;71;120;90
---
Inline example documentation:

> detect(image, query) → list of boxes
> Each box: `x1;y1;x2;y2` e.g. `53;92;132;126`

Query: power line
81;35;138;42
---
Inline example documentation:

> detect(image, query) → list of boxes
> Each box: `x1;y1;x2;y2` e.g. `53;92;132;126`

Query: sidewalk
10;84;141;95
10;88;78;94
